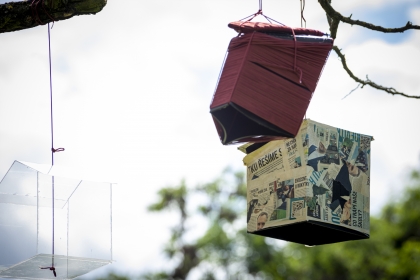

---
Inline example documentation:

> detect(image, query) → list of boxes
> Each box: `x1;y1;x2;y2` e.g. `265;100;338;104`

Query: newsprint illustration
244;119;372;237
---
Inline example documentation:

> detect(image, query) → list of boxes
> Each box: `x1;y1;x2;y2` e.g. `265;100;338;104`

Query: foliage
95;272;132;280
143;168;253;279
98;164;420;279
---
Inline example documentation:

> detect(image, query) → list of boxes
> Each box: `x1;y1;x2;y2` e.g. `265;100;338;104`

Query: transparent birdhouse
241;119;372;245
0;161;114;279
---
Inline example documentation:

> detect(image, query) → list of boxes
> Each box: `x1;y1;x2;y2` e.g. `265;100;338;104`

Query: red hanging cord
43;21;64;278
47;22;57;277
47;22;65;163
31;0;55;27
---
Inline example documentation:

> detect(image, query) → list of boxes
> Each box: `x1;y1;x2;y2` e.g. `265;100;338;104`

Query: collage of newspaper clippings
244;119;372;235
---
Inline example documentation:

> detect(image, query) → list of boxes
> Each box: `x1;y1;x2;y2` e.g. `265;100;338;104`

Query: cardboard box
242;119;372;245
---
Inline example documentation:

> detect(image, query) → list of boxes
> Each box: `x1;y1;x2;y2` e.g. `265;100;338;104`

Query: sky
1;0;420;278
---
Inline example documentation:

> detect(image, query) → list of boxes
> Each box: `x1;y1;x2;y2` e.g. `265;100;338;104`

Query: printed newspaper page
350;191;370;231
247;168;308;232
245;119;373;236
243;133;305;182
243;140;286;182
247;174;277;232
305;120;372;234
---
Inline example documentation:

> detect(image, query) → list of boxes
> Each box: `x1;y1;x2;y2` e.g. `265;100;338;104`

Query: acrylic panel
0;161;114;278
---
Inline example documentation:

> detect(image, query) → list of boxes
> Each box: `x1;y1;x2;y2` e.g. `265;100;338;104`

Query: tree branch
0;0;107;34
333;46;420;99
322;0;340;38
342;84;360;100
318;0;420;99
318;0;420;39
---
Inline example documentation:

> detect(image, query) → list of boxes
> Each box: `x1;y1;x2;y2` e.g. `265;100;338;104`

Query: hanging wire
44;20;62;278
238;0;285;26
48;24;54;166
47;21;56;276
67;201;70;278
300;0;306;28
36;172;39;255
110;183;113;262
47;23;65;164
301;0;306;119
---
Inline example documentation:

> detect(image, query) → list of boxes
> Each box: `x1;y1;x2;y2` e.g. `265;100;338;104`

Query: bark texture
0;0;107;34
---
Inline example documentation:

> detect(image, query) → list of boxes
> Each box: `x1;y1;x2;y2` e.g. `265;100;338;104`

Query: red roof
228;21;327;37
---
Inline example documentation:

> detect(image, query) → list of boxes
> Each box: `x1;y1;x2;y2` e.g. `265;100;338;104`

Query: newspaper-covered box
242;119;373;245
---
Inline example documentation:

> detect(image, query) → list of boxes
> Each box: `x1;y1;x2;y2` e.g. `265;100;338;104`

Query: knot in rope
300;0;306;28
40;266;57;277
30;0;55;26
51;147;65;153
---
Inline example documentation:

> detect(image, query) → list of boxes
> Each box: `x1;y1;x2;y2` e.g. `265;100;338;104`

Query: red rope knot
51;148;65;153
30;0;55;26
40;266;56;277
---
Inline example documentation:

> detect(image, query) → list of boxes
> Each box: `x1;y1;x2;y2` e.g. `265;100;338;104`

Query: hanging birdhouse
241;119;373;246
210;21;333;145
0;161;114;279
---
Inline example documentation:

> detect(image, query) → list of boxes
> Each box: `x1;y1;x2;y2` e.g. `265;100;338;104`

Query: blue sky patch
343;2;419;44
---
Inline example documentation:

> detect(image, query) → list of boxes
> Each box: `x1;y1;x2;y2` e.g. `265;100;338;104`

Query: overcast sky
1;0;420;278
